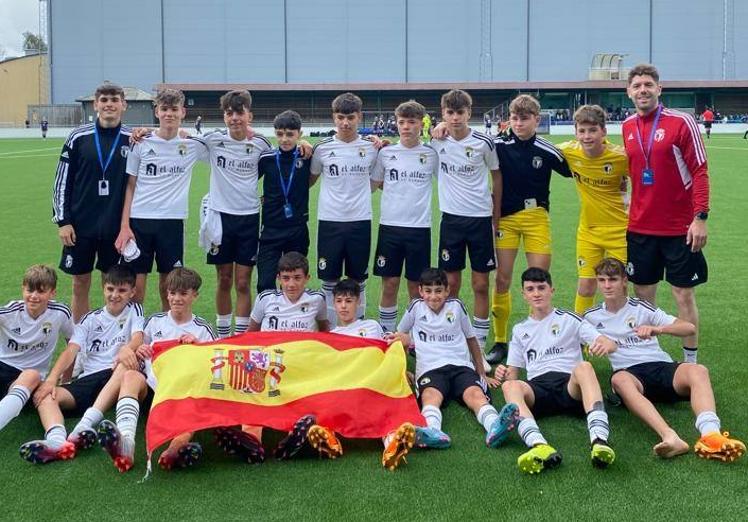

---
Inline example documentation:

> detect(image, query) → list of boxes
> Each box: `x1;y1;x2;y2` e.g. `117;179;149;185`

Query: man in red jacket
622;64;709;364
700;107;714;139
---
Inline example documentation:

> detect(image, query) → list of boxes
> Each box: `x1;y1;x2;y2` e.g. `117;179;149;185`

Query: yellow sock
575;293;595;315
491;291;511;343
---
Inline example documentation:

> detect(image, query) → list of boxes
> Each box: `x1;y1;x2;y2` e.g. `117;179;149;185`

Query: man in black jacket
52;82;131;322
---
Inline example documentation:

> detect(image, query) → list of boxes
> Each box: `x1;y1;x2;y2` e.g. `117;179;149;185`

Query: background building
0;52;47;126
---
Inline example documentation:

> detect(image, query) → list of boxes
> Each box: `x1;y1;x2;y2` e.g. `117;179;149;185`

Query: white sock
586;410;610;443
518;418;547;448
378;305;398;333
421;405;443;431
322;281;337;326
357;282;367;319
683;347;698;363
216;314;232;338
695;411;721;436
477;404;500;433
70;407;103;436
473;316;490;351
235;316;250;334
116;396;140;440
45;424;67;449
0;385;30;431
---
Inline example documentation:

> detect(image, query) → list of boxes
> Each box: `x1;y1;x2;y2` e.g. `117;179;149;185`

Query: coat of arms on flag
210;346;285;396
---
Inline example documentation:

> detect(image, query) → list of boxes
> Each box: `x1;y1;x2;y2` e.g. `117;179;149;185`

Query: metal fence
27;104;82;127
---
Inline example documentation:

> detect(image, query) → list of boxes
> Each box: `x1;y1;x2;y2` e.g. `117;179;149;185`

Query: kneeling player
494;267;616;474
389;268;518;451
95;268;216;472
585;258;744;461
20;266;143;464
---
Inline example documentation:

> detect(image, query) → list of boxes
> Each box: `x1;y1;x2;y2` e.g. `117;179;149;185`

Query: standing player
623;64;709;363
557;105;629;313
311;93;378;325
431;89;501;357
371;100;438;332
195;115;203;135
487;94;572;364
700;107;714;139
41;118;49;139
494;267;617;474
256;110;313;294
0;266;73;433
484;113;493;135
201;90;271;337
52;82;131;323
586;258;744;461
115;88;205;310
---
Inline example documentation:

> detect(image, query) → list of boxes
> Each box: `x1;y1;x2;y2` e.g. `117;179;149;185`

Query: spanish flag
146;332;425;453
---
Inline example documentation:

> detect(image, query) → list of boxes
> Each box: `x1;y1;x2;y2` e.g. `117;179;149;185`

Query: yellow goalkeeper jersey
558;140;629;229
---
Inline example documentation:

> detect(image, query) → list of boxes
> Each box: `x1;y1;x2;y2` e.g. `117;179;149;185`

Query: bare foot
654;435;689;458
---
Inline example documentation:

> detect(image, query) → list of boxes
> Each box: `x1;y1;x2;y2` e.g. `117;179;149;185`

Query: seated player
215;252;340;463
388;268;518;452
92;267;216;472
585;258;744;461
494;267;617;474
20;266;144;464
331;278;415;470
0;266;73;433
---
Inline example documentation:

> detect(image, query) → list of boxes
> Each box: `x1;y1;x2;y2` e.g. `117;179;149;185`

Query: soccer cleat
67;428;98;450
517;443;562;474
485;342;508;365
307;425;343;459
19;440;76;464
382;422;416;471
158;442;203;470
486;403;520;448
97;420;134;473
274;414;317;460
414;426;451;449
694;432;746;462
591;440;616;468
214;427;266;464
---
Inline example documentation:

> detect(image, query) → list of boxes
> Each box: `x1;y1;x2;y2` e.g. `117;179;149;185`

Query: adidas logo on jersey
596;323;604;330
154;330;163;338
61;150;69;159
217;142;226;148
271;306;280;312
11;327;21;334
389;155;397;160
144;148;157;157
328;151;336;158
95;325;104;332
522;333;530;339
627;133;634;141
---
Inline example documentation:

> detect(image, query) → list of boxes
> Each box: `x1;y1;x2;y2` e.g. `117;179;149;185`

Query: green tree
22;32;47;53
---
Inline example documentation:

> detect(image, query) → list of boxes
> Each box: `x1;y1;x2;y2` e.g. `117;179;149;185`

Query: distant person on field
41;118;48;139
700;107;714;139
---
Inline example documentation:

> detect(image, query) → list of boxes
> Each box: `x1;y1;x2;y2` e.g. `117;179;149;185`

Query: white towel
198;193;223;254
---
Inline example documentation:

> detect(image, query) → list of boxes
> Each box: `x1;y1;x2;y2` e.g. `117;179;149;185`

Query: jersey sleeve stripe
630;297;656;312
52;159;69;222
311;137;334;153
534;138;565;162
259;150;276;159
471;131;495;150
405;298;423;313
556;309;582;322
446;298;469;316
0;303;25;316
47;302;72;318
256;135;272;148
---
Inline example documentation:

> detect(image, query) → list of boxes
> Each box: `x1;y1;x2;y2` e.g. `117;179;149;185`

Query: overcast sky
0;0;40;58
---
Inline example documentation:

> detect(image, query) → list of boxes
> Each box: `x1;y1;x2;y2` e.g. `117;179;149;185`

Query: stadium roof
158;80;748;91
76;87;153;102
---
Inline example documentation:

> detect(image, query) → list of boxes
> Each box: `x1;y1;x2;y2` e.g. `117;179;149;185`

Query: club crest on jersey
465;146;474;158
603;163;613;174
300;304;309;313
358;147;367;158
551;324;560;336
177;144;188;156
120;146;129;158
64;255;73;268
42;322;52;335
626;317;636;329
295;158;304;168
376;255;386;268
118;319;126;330
654;129;665;142
532;156;543;169
208;347;286;396
419;153;427;164
446;311;455;324
245;143;254;154
419;376;431;386
318;257;327;270
441;249;450;261
357;328;367;337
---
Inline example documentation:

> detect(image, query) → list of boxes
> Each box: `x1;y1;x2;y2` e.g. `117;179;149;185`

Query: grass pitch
0;134;746;521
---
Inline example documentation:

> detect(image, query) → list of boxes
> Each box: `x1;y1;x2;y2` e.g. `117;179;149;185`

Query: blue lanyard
93;124;120;178
634;104;663;171
275;148;299;203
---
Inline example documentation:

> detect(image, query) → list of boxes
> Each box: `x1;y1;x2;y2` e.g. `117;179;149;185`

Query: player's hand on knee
485;375;500;389
115;347;139;370
494;364;509;383
33;381;55;406
135;343;153;360
58;224;76;247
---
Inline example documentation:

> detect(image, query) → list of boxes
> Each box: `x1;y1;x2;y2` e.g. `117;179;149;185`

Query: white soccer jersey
310;136;378;222
398;298;476;379
332;319;385;340
0;301;73;377
433;130;499;217
507;308;601;381
203;130;271;215
371;142;438;228
250;289;327;332
71;302;144;377
127;134;207;219
142;311;217;389
584;298;676;371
